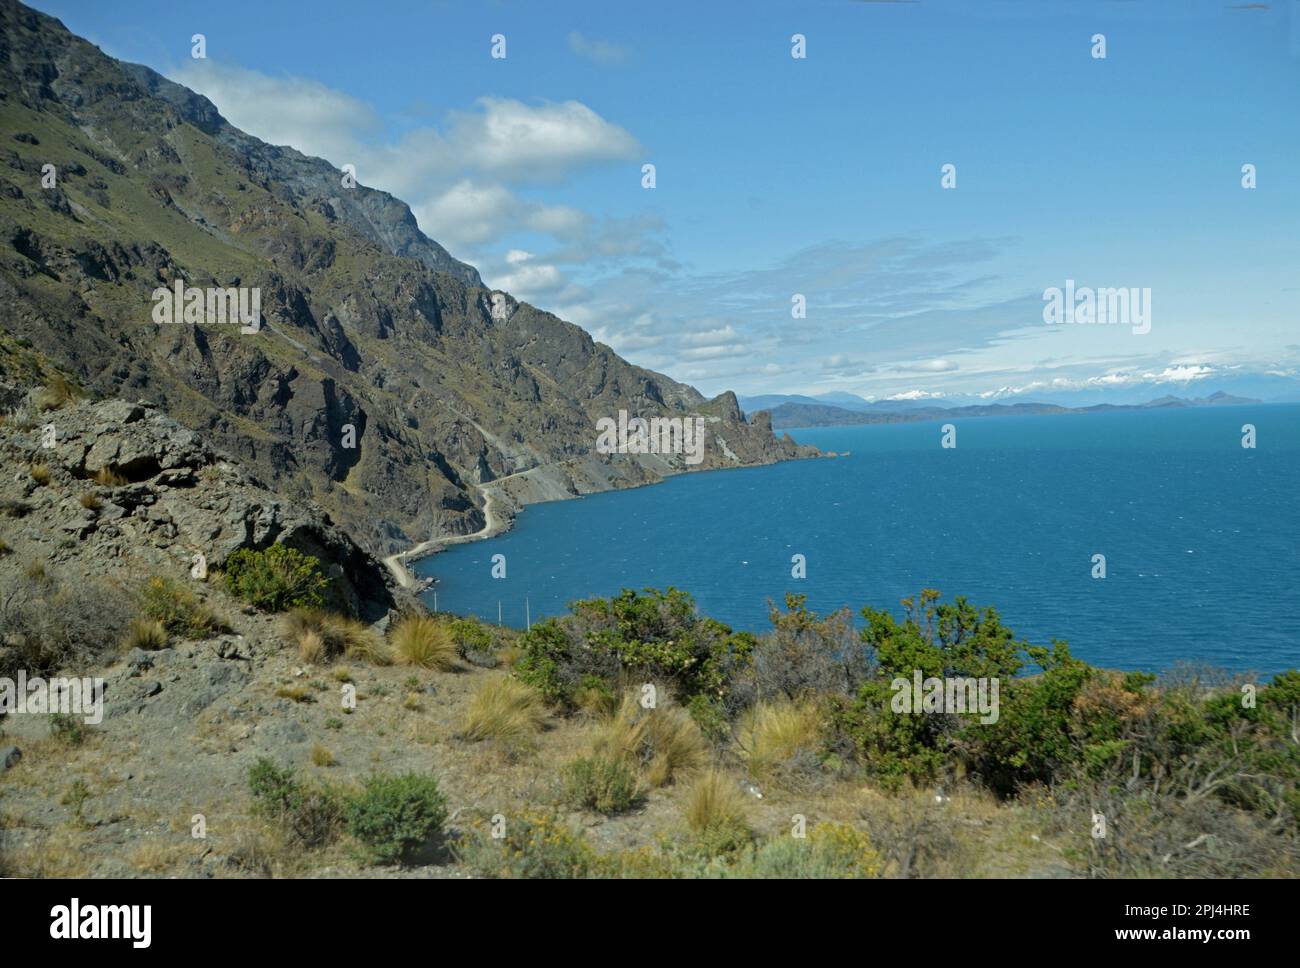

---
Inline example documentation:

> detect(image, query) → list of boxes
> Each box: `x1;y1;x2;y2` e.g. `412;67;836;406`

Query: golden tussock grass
389;614;457;671
594;692;707;788
282;608;387;665
121;617;168;652
736;699;822;783
460;675;547;749
684;769;752;837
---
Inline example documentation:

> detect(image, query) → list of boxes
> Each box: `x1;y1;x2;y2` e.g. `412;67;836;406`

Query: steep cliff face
0;0;815;556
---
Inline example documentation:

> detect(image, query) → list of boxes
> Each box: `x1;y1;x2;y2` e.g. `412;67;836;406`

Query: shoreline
383;486;512;591
382;448;829;593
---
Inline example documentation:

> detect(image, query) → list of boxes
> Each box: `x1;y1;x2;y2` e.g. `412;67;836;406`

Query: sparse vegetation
0;498;29;518
50;713;86;747
0;571;133;680
79;492;101;511
275;685;314;704
93;466;127;487
139;576;223;638
61;779;93;827
29;462;51;486
282;608;384;664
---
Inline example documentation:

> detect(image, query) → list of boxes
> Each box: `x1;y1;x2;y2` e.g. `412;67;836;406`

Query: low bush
49;713;86;747
224;544;330;612
594;692;707;788
34;374;78;411
456;809;593;879
513;587;755;713
345;772;447;864
93;466;127;487
737;698;824;788
562;755;642;814
450;617;497;666
247;758;342;849
121;617;168;652
731;823;882;879
282;608;385;665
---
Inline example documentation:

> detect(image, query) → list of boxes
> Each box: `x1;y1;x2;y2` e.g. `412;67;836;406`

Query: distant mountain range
745;390;1264;430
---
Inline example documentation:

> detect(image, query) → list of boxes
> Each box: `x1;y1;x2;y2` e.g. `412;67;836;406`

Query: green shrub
562;755;642;814
514;587;755;710
247;758;341;848
450;618;496;665
224;545;330;612
345;772;447;864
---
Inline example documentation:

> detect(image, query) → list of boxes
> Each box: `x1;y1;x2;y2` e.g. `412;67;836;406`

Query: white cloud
169;61;380;162
452;97;638;180
682;325;739;347
568;32;628;65
168;62;641;256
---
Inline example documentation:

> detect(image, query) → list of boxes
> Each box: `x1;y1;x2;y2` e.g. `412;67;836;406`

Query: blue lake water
417;405;1299;675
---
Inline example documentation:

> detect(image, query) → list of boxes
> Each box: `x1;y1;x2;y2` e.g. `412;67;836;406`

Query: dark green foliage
828;589;1027;786
224;545;330;612
345;772;448;864
514;587;755;710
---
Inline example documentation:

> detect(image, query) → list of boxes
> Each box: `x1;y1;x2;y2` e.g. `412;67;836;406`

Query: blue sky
36;0;1300;402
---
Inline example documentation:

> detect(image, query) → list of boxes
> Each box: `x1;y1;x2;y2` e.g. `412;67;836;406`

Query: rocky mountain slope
0;0;814;557
0;377;400;625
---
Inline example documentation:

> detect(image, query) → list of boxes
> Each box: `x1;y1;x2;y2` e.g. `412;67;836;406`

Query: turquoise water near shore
417;405;1299;675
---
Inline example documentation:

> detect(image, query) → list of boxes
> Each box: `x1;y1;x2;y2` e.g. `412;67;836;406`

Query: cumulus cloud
168;62;641;255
